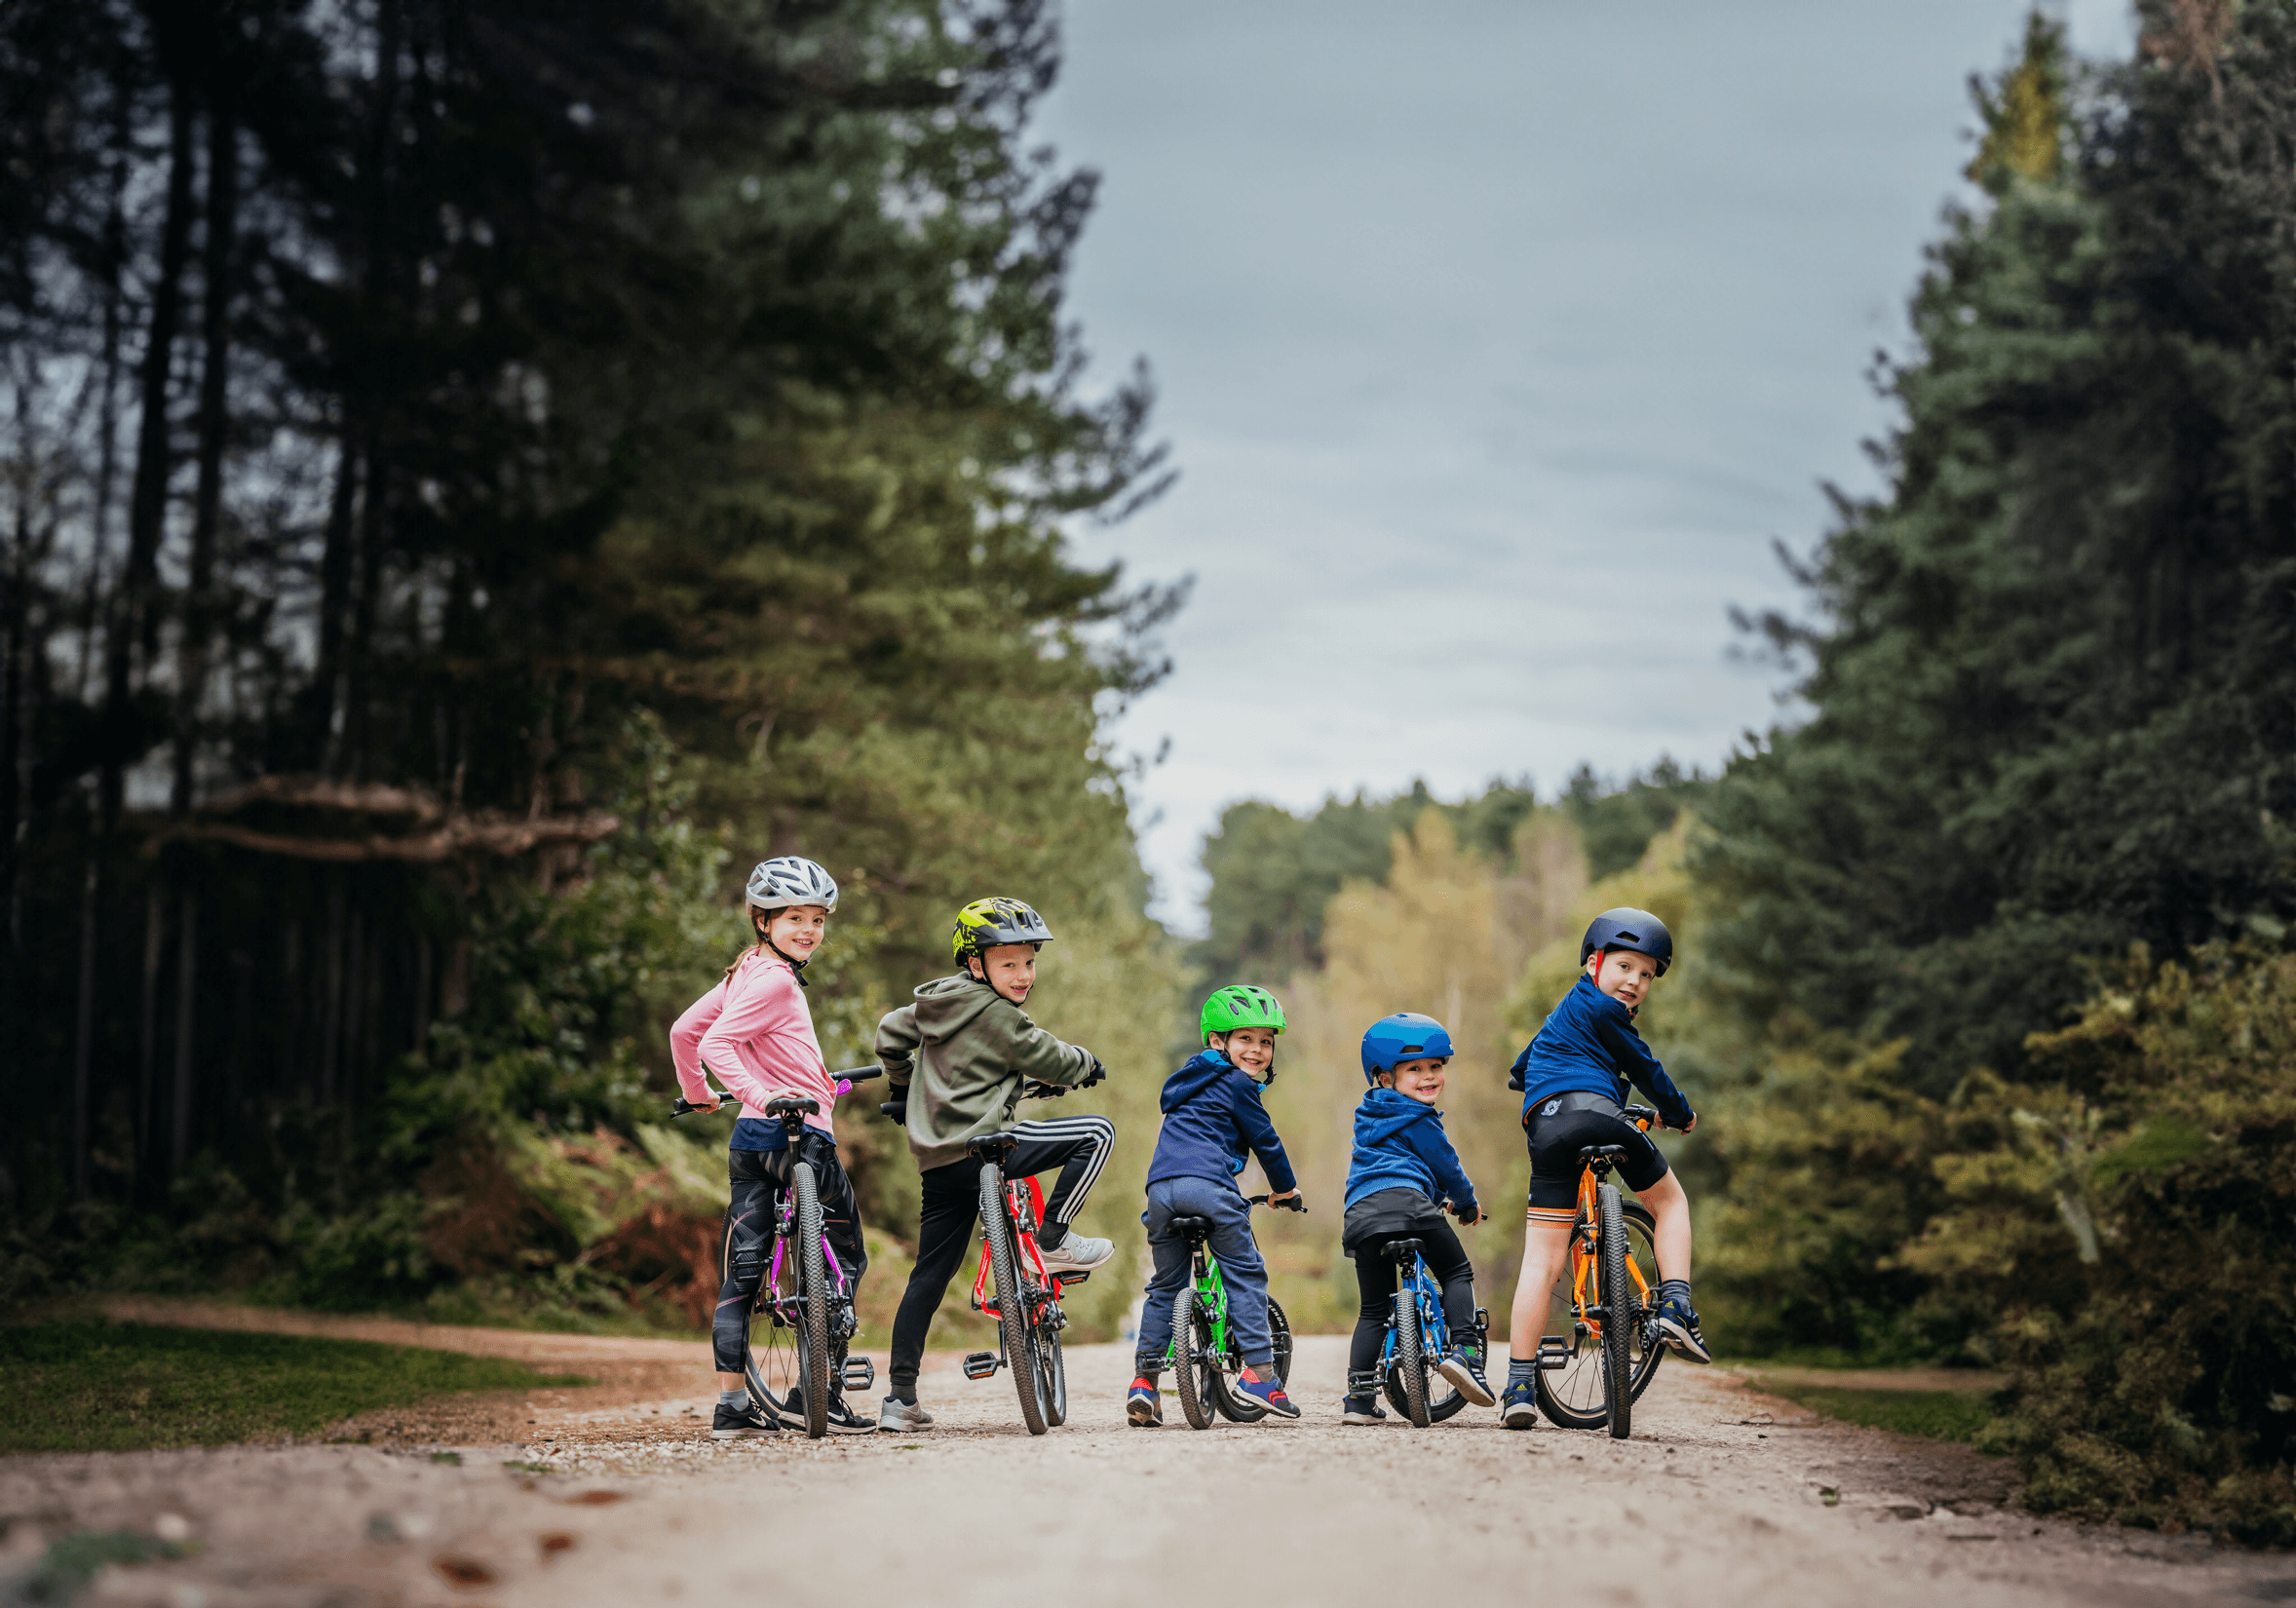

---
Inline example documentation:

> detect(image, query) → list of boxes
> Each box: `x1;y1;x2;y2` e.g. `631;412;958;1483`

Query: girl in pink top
677;856;874;1437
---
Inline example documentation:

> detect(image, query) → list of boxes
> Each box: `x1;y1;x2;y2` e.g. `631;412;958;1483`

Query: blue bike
1377;1230;1487;1427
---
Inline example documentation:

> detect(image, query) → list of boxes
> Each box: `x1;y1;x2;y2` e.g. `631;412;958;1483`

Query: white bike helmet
745;856;840;914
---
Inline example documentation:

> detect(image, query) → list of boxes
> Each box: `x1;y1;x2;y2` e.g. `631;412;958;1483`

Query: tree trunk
107;80;200;822
171;887;198;1176
136;883;165;1190
72;855;97;1202
173;104;240;817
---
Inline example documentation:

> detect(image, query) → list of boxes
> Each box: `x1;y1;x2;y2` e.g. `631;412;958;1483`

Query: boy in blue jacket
1127;985;1302;1426
1501;906;1703;1430
1341;1013;1494;1422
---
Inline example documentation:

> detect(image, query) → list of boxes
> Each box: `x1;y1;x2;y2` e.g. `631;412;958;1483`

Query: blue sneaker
1234;1372;1301;1419
1500;1375;1539;1429
1437;1348;1497;1407
1127;1377;1163;1427
1655;1290;1712;1363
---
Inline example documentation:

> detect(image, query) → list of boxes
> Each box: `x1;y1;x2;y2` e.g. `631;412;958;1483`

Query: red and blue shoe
1235;1371;1300;1419
1127;1377;1163;1427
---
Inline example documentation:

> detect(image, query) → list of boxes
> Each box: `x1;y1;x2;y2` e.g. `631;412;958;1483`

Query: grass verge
0;1321;587;1454
1755;1380;1997;1443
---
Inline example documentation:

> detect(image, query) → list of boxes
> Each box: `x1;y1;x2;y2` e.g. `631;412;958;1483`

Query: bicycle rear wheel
1171;1294;1216;1430
1393;1288;1432;1428
1534;1200;1662;1430
793;1161;830;1438
1036;1314;1067;1427
980;1164;1048;1436
1598;1182;1633;1440
1213;1296;1292;1423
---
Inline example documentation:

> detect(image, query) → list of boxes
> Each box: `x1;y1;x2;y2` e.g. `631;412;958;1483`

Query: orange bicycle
955;1131;1088;1436
1531;1102;1665;1439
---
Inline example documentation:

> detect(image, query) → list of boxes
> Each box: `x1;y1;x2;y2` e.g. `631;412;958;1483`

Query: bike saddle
1382;1237;1424;1261
965;1131;1019;1163
765;1095;820;1117
1165;1214;1214;1237
1577;1142;1628;1163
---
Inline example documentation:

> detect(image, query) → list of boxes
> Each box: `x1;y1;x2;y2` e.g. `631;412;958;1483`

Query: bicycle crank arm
961;1352;1003;1380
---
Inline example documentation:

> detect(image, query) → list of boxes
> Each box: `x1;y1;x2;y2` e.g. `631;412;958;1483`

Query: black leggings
1347;1221;1477;1377
714;1134;867;1381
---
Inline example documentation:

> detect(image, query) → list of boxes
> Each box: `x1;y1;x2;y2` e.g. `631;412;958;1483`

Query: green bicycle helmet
1200;984;1285;1044
951;896;1053;964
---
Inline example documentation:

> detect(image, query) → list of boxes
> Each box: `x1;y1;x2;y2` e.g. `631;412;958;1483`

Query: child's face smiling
1213;1025;1277;1079
1588;948;1658;1010
1383;1056;1448;1104
972;942;1038;1003
763;903;828;958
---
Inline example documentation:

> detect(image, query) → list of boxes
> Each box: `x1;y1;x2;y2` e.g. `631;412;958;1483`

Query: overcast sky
1032;1;2136;930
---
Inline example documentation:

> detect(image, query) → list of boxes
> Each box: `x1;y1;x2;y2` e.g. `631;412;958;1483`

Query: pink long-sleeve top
670;947;835;1140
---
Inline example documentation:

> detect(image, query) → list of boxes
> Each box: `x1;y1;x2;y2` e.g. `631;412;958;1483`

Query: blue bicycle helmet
1581;906;1673;976
1360;1013;1455;1084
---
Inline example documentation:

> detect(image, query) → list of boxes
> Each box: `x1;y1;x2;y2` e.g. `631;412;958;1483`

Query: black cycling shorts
1524;1092;1667;1216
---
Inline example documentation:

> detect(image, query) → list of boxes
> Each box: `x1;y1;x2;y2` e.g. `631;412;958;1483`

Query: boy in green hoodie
873;897;1113;1431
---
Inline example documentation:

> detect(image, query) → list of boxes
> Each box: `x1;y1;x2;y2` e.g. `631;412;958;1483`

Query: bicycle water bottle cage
965;1132;1019;1164
1165;1214;1214;1239
1382;1238;1424;1263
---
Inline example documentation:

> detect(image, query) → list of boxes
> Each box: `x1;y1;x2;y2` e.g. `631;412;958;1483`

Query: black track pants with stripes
887;1114;1115;1394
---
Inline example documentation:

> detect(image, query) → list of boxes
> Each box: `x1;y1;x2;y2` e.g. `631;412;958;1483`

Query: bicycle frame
969;1174;1078;1319
1567;1130;1655;1346
762;1188;851;1328
1379;1249;1450;1373
1161;1245;1238;1370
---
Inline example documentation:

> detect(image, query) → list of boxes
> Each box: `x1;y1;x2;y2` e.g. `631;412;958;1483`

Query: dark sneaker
1234;1374;1300;1419
878;1397;934;1432
1341;1393;1388;1424
1126;1378;1163;1427
710;1398;780;1438
1654;1293;1712;1364
785;1391;878;1435
1437;1348;1497;1407
1500;1376;1539;1429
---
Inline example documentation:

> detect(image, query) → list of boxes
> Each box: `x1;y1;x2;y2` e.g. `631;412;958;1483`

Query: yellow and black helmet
952;897;1053;964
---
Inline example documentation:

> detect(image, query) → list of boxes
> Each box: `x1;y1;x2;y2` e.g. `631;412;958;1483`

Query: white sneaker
878;1397;934;1432
1039;1233;1115;1273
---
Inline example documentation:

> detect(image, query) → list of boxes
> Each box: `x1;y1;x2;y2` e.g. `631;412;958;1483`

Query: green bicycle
1167;1193;1301;1429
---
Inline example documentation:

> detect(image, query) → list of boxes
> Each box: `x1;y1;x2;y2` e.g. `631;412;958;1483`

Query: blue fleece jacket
1342;1088;1478;1213
1508;974;1695;1129
1144;1051;1297;1194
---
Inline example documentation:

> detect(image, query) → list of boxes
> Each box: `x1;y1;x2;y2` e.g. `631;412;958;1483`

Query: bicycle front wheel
1535;1200;1663;1430
793;1161;831;1438
1598;1182;1633;1440
980;1164;1048;1436
1392;1288;1432;1428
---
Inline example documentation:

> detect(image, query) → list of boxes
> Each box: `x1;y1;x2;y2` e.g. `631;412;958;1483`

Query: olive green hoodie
876;974;1096;1171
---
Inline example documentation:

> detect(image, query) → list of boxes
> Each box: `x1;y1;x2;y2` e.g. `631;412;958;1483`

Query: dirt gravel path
9;1320;2291;1608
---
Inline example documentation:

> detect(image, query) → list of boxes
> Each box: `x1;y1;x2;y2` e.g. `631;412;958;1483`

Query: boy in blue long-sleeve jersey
1340;1012;1494;1423
1127;986;1302;1426
1500;906;1704;1430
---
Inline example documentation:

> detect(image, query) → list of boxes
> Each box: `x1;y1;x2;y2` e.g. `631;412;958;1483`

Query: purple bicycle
673;1066;879;1439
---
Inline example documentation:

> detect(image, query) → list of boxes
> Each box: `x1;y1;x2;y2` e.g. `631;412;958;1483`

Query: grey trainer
878;1397;936;1432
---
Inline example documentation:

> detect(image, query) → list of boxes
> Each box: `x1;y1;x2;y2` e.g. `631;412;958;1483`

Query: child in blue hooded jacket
1126;986;1302;1426
1340;1013;1494;1423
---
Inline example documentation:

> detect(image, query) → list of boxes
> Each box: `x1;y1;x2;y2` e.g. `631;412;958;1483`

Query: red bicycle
957;1130;1089;1436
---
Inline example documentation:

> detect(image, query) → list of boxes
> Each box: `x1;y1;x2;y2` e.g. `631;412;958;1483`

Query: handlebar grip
670;1094;728;1117
831;1064;883;1085
1246;1193;1306;1212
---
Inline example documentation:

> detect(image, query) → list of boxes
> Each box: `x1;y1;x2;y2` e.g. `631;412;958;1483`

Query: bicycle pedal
842;1357;876;1392
1535;1337;1574;1371
961;1352;1002;1380
1054;1269;1090;1285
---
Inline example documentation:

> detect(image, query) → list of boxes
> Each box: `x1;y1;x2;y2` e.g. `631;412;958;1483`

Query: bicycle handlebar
670;1064;886;1118
1245;1193;1306;1212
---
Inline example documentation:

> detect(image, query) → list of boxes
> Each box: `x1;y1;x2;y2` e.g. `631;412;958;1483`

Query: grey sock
1507;1358;1537;1385
719;1389;749;1410
888;1387;917;1406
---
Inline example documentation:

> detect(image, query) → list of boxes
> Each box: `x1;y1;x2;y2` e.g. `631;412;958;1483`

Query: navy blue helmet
1580;907;1673;976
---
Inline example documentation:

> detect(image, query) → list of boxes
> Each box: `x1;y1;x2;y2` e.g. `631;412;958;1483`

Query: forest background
0;0;2289;1546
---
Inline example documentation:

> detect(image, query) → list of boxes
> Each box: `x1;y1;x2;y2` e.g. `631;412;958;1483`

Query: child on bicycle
873;896;1115;1432
1126;985;1303;1427
1340;1013;1494;1423
1500;906;1703;1431
670;856;873;1438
